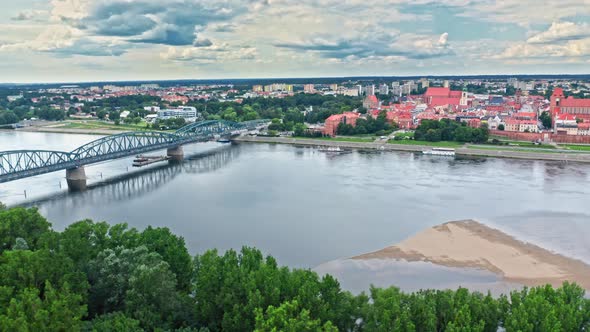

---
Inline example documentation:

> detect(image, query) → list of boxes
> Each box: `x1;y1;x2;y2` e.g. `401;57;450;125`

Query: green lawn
467;145;566;153
394;132;414;139
488;141;556;149
387;140;464;148
60;120;151;131
296;136;375;143
561;144;590;151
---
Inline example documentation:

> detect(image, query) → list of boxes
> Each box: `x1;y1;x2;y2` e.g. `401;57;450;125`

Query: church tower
460;88;468;106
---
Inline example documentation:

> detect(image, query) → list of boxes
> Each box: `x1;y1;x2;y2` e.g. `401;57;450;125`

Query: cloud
494;38;590;59
527;21;590;44
0;25;127;57
49;0;264;46
193;38;213;47
211;23;237;32
493;21;590;61
10;10;48;21
275;32;453;61
438;32;449;46
161;45;258;62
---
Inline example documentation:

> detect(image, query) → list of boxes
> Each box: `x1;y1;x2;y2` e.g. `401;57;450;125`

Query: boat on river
422;147;456;156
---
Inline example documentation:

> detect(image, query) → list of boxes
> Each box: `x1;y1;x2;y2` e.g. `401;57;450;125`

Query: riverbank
9;120;151;136
233;136;590;163
14;126;126;135
353;220;590;290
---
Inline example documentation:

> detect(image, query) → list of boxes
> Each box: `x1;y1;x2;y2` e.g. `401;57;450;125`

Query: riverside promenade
233;136;590;163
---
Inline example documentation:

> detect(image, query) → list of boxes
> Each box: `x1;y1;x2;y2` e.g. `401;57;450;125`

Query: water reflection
315;259;523;296
24;146;240;209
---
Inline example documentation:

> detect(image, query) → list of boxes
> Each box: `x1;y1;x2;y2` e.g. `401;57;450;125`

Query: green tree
139;226;193;292
540;111;552;128
497;124;505;131
86;312;142;332
293;123;307;137
0;208;52;252
0;282;86;332
254;300;338;332
424;129;442;142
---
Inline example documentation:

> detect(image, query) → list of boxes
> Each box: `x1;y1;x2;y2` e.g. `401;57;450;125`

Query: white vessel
422;147;456;156
318;146;342;152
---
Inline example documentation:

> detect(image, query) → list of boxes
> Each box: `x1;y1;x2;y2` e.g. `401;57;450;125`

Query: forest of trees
0;206;589;331
415;119;490;143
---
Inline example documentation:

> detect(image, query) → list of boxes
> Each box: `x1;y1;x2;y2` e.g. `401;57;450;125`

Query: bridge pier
167;146;184;161
66;167;87;191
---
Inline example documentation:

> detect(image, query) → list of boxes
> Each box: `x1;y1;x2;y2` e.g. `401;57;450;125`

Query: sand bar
353;220;590;289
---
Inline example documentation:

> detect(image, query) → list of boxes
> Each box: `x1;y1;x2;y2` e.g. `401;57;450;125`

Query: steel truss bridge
0;120;267;183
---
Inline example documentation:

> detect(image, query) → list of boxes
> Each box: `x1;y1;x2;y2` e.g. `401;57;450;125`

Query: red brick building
424;87;467;107
550;88;590;126
323;112;360;136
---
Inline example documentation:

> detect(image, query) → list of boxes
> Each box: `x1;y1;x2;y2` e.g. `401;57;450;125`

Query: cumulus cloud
438;32;449;46
11;10;47;21
494;38;590;59
193;38;213;47
493;21;590;61
527;21;590;44
275;31;453;61
0;24;127;57
161;45;258;62
49;0;265;46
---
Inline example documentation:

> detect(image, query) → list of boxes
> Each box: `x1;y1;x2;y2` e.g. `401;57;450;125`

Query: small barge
132;155;170;167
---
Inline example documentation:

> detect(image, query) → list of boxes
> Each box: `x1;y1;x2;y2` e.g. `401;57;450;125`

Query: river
2;131;590;292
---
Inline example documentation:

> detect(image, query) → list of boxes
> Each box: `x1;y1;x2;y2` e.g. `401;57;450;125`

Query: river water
2;131;590;293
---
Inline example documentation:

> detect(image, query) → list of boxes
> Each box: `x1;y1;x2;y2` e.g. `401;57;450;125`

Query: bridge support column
167;146;184;161
66;167;87;191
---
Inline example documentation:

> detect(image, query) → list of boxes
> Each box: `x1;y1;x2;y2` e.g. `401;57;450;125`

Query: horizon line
2;73;590;86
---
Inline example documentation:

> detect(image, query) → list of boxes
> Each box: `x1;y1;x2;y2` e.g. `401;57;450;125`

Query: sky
0;0;589;83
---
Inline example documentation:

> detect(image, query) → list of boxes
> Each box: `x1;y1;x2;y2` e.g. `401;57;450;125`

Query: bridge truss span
70;131;185;164
0;119;269;184
0;150;78;182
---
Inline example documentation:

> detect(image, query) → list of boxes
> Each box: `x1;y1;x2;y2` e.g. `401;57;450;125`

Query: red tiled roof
556;113;577;121
424;87;451;97
560;97;590;107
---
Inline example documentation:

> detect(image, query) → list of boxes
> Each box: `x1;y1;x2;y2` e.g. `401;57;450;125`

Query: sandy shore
353;220;590;289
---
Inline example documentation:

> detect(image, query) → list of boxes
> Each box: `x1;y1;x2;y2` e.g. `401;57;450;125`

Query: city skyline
1;1;590;83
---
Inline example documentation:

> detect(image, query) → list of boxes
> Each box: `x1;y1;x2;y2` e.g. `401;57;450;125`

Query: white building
7;95;23;102
379;84;389;95
157;106;198;122
363;85;375;96
144;106;161;112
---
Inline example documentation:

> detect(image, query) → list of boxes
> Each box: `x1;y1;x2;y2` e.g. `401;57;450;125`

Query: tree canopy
0;207;589;331
415;119;489;143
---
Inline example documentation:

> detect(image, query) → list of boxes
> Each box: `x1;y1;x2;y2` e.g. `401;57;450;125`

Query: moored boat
422;147;456;156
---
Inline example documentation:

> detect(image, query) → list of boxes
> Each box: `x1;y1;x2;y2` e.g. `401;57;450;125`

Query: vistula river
2;131;590;293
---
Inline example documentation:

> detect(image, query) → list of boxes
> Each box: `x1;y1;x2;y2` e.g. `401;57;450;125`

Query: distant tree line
0;207;589;331
415;119;490;143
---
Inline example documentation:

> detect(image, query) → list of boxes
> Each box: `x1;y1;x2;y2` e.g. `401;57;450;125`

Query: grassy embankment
561;144;590;152
59;120;152;131
295;136;376;143
388;139;464;148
